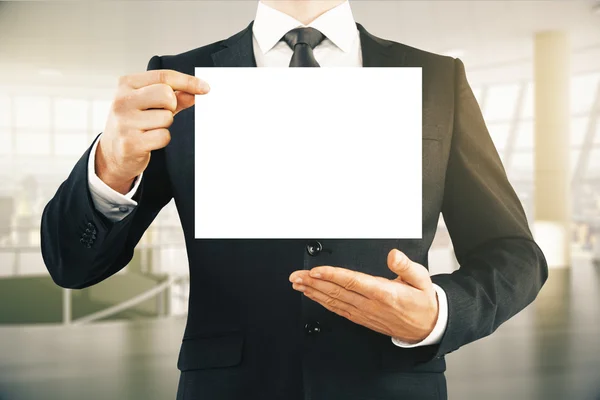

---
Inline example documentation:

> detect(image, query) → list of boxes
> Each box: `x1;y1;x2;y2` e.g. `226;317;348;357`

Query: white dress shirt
87;0;448;349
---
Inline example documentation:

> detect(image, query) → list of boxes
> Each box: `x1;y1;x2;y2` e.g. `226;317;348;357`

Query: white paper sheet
194;67;422;239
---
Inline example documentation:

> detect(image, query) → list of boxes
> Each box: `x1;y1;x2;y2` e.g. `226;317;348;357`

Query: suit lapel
211;21;257;68
357;23;408;68
210;21;408;69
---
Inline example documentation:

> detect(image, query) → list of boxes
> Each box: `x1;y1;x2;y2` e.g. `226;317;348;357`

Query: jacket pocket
423;124;443;141
177;330;244;371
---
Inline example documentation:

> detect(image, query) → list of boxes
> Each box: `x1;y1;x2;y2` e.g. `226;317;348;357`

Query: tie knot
282;27;325;50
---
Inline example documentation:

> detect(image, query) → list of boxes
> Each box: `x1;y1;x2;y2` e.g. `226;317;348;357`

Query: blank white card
194;67;422;239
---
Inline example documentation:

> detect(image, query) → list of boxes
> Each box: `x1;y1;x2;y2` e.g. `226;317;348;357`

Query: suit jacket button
305;321;321;335
306;241;322;256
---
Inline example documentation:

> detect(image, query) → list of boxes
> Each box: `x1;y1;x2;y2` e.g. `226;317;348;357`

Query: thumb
174;91;196;115
387;249;431;290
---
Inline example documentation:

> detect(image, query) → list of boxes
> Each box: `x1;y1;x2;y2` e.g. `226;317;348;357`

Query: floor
0;260;599;400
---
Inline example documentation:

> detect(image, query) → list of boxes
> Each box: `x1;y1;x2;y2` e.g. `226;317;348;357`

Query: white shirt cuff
391;283;448;348
87;134;142;222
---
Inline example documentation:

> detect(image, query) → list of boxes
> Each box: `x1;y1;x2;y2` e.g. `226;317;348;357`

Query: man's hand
96;69;211;194
289;249;439;344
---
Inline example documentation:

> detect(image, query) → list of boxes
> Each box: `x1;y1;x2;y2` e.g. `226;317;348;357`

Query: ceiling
0;0;599;87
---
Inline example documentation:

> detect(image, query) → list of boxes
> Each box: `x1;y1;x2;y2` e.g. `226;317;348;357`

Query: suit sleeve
429;58;549;358
40;55;171;289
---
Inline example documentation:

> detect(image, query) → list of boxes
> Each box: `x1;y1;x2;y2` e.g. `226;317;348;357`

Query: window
522;82;534;119
471;87;484;108
14;96;51;129
571;73;599;115
54;133;88;156
15;131;51;155
0;128;11;155
92;100;112;132
0;95;10;127
515;121;533;150
509;151;533;178
587;147;600;178
487;122;511;152
571;149;581;178
571;116;590;148
483;84;520;122
594;122;600;145
54;98;89;130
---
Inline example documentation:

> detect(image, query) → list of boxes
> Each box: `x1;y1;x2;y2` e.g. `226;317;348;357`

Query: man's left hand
289;249;439;344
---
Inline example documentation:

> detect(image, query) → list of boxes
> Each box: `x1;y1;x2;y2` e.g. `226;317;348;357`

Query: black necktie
282;27;326;67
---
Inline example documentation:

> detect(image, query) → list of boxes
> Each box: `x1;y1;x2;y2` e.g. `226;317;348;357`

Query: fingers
300;285;357;319
115;74;199;124
109;79;197;155
300;286;393;336
126;84;197;115
291;272;369;308
174;91;196;114
306;266;387;300
120;69;210;95
387;249;432;290
98;70;205;185
129;109;174;131
140;128;171;152
133;84;178;112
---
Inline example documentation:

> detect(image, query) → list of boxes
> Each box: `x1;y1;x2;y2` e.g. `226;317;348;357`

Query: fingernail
199;80;210;92
310;271;321;279
393;249;402;264
294;277;303;284
294;284;306;292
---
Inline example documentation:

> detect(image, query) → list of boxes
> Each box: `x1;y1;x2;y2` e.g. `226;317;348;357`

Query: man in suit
40;1;548;399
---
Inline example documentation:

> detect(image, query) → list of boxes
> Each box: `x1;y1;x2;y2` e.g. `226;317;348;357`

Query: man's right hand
95;69;210;194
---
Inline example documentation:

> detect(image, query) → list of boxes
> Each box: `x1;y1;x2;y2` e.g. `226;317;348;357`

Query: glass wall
1;67;599;278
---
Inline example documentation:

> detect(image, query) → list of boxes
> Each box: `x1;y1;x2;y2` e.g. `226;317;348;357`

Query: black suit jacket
41;22;548;400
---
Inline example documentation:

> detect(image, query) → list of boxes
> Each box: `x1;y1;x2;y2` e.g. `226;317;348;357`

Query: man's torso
150;22;456;400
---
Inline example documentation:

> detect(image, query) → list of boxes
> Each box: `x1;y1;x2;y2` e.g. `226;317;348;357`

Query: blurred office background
0;1;599;399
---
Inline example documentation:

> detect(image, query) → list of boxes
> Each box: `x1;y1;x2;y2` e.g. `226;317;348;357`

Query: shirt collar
253;1;357;55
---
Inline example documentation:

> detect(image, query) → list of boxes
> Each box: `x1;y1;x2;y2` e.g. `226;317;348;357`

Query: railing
0;244;40;276
2;226;599;326
68;274;189;325
0;240;191;325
